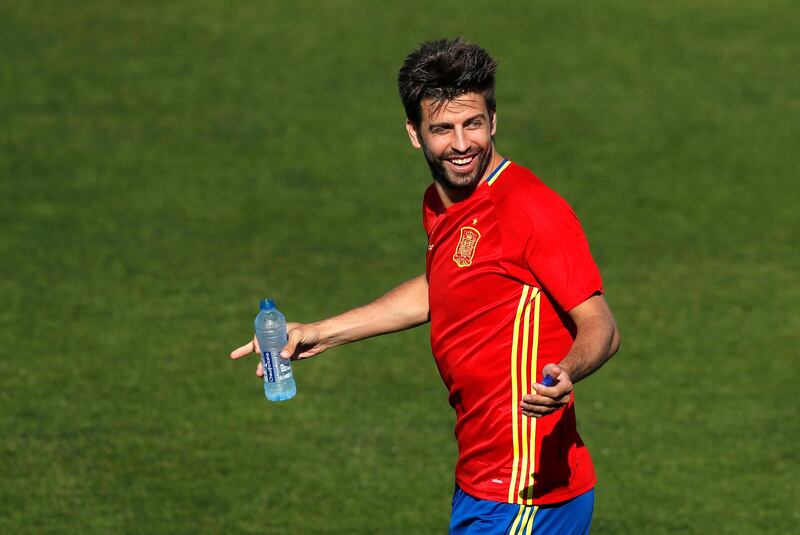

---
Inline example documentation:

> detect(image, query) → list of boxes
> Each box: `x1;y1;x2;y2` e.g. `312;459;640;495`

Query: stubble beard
421;141;493;192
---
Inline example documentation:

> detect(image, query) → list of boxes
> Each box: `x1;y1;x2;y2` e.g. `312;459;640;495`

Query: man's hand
520;363;573;418
229;322;327;377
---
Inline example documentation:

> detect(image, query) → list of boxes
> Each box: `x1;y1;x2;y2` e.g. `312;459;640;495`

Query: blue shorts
449;486;594;535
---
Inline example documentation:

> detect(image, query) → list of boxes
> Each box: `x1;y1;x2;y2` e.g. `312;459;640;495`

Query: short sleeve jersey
422;160;603;506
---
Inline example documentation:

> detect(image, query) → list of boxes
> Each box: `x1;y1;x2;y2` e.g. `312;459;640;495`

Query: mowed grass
1;1;798;533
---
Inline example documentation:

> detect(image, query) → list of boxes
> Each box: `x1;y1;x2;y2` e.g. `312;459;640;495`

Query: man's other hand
520;363;573;418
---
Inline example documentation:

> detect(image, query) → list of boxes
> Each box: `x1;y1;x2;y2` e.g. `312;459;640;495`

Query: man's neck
435;151;505;208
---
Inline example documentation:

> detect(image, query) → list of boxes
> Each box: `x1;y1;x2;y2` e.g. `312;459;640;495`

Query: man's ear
490;111;497;137
406;120;422;149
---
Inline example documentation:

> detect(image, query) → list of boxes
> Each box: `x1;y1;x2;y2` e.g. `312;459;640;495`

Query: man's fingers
230;341;255;360
521;393;564;408
532;381;571;399
522;409;546;418
542;363;561;380
281;328;303;359
520;401;556;418
520;391;570;418
256;361;264;377
230;335;261;360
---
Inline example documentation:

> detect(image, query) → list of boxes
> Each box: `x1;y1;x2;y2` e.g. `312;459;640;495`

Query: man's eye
467;121;483;129
431;127;448;135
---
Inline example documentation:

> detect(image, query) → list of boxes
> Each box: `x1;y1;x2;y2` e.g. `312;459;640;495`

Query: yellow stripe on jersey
516;289;534;502
487;159;511;186
532;293;542;500
522;291;542;504
508;285;531;503
509;286;542;505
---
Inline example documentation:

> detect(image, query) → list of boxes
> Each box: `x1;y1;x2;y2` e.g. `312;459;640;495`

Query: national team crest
453;226;481;268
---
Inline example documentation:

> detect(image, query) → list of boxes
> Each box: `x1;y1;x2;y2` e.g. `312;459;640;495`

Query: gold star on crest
472;218;478;225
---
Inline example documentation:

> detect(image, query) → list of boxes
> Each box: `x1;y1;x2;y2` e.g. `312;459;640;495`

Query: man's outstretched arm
229;274;429;373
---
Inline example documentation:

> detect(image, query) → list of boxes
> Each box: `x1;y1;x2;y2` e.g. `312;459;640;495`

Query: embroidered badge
453;226;481;268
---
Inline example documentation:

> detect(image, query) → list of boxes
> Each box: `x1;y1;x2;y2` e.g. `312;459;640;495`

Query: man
231;38;620;534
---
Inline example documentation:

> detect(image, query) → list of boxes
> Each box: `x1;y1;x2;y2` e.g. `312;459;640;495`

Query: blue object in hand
541;374;556;387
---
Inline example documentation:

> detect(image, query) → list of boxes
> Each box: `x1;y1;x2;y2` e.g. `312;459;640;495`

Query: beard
420;140;493;192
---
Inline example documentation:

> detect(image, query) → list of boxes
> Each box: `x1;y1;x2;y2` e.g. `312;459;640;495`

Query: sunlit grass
1;1;797;533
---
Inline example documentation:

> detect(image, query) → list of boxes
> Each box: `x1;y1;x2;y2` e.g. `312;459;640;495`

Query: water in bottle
254;298;297;401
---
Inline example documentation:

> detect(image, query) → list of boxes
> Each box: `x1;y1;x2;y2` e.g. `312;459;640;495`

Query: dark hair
398;38;498;127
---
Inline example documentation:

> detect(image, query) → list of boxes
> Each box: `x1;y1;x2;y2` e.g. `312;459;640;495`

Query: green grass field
1;1;798;533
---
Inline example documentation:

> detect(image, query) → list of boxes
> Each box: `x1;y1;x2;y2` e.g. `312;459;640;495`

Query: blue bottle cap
259;298;276;310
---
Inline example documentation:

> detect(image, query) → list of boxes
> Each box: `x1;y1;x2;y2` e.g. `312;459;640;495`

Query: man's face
406;92;497;191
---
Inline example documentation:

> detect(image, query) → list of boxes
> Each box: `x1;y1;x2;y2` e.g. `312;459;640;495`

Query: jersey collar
483;158;511;186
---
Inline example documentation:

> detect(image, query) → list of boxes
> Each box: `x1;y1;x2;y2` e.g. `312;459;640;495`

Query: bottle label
262;351;276;383
277;359;293;380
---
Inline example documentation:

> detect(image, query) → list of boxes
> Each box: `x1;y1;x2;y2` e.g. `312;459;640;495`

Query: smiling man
408;94;496;191
231;38;620;534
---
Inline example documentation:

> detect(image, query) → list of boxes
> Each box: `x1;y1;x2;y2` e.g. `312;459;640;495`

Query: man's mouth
444;153;479;172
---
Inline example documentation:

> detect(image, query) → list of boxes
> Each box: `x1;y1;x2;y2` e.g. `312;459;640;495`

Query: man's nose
451;128;470;153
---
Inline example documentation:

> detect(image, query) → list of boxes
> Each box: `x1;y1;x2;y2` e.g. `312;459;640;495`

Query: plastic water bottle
254;298;296;401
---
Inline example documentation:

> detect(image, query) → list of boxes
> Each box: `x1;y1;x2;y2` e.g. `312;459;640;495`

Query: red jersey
423;160;603;506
